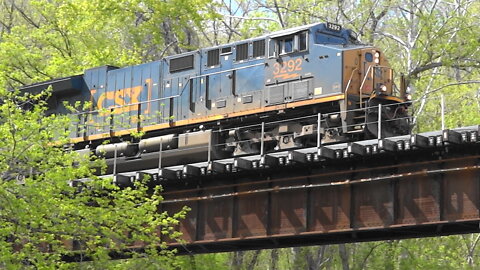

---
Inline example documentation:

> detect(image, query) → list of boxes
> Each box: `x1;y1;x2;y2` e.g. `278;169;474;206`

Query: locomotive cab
342;46;410;138
354;48;404;100
264;22;410;142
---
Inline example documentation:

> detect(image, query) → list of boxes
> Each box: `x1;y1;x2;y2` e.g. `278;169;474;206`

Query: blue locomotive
22;22;410;173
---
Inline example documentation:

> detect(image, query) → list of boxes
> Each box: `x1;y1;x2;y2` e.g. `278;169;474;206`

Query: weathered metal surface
270;178;307;235
396;163;441;225
354;181;394;228
159;143;480;255
442;159;479;221
161;189;198;243
309;171;351;232
199;187;234;241
309;185;350;232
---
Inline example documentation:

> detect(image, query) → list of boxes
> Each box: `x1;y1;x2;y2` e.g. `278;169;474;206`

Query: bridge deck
104;126;480;254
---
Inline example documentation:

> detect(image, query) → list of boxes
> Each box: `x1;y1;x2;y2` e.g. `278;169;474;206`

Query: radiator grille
292;80;309;100
268;85;285;105
207;49;220;67
169;55;194;73
253;40;265;58
221;47;232;54
236;43;248;61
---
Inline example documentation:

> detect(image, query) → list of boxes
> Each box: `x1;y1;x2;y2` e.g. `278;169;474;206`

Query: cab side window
281;37;294;54
299;32;308;51
268;31;308;58
268;39;277;58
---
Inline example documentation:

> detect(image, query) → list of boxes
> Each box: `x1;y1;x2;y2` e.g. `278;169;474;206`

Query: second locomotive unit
23;22;410;173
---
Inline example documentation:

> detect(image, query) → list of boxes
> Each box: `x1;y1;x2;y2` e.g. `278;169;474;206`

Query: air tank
95;142;138;158
138;134;178;153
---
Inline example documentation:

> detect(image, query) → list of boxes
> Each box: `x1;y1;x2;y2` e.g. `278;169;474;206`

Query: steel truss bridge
102;124;480;255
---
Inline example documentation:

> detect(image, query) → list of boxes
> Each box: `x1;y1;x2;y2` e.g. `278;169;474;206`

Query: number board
326;22;342;32
272;58;303;80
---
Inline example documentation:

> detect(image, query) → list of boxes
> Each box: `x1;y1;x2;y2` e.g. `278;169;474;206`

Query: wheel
365;103;410;138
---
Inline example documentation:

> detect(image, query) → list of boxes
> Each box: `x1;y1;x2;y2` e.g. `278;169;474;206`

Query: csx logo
91;79;152;115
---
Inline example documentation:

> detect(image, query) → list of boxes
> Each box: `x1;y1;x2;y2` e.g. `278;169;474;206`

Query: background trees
0;0;216;87
0;1;209;266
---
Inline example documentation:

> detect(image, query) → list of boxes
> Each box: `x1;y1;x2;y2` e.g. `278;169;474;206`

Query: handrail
359;65;393;92
358;65;396;107
190;63;264;79
344;67;358;107
359;65;373;94
72;95;180;116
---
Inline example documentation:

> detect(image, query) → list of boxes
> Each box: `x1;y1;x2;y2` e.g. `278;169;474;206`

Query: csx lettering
273;59;303;79
92;79;152;115
97;86;142;114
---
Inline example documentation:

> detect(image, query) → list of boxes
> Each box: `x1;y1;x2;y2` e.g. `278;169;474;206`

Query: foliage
177;237;480;270
0;90;189;268
0;0;216;87
0;0;218;267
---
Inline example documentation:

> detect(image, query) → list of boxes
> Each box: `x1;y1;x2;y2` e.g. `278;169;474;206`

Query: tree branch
416;80;480;101
222;14;282;26
12;2;40;29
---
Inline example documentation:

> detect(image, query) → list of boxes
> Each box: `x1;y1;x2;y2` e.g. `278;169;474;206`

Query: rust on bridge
159;140;480;254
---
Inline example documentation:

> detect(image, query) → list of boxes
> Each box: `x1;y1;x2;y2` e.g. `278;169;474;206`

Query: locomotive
22;22;410;173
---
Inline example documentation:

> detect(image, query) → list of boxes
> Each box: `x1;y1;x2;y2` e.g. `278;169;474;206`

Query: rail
344;67;359;107
161;163;480;203
357;65;396;108
80;88;456;140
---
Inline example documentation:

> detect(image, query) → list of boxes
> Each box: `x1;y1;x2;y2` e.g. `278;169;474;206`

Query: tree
0;89;188;268
0;0;217;88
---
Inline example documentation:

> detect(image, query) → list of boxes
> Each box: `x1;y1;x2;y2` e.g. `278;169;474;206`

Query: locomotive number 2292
273;59;303;78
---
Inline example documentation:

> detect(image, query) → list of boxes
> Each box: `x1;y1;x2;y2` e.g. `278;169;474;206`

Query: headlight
406;94;412;100
380;85;387;92
374;58;380;63
374;52;380;58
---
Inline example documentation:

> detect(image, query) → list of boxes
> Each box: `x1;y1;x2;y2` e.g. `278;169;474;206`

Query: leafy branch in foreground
0;90;187;269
